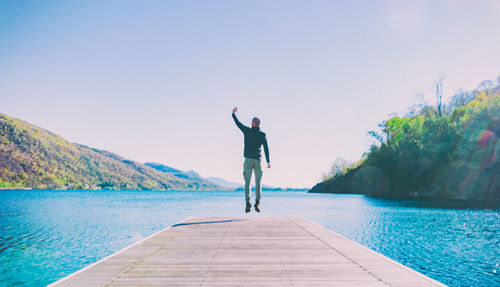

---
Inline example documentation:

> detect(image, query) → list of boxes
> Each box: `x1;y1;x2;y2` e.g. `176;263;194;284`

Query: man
232;107;270;213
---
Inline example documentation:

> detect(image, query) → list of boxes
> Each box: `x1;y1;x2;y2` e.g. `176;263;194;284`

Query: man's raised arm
232;107;248;132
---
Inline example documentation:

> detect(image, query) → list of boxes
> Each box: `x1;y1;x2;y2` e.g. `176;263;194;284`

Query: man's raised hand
232;107;237;114
267;163;271;169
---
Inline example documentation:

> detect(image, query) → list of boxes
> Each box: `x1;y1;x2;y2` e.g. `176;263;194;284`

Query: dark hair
252;117;261;126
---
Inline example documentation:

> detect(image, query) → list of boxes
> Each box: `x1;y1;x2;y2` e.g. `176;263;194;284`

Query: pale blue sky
1;0;500;187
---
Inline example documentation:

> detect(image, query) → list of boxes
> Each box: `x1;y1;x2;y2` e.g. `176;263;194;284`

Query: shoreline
0;188;309;192
308;190;500;209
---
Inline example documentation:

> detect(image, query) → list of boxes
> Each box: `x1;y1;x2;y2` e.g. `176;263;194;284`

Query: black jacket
232;113;270;163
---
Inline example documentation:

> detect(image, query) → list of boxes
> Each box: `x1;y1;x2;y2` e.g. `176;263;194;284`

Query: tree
435;76;445;117
448;90;474;112
477;80;494;91
323;157;348;180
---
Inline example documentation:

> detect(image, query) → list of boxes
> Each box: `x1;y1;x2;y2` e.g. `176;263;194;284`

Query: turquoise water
0;190;498;286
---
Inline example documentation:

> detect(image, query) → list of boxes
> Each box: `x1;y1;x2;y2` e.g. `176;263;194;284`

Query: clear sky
1;0;500;188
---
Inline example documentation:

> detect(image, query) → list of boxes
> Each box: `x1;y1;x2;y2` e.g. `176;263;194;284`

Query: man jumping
232;107;270;213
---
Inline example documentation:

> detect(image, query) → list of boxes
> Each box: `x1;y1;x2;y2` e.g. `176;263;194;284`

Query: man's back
232;113;270;163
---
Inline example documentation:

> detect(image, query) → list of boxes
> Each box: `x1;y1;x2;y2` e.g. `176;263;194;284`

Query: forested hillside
310;82;500;201
144;162;218;186
0;113;220;190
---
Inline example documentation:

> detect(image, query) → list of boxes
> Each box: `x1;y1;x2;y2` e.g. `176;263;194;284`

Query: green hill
144;162;220;186
0;113;221;190
310;83;500;202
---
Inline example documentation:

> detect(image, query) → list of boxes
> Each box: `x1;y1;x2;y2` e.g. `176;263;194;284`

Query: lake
0;190;498;286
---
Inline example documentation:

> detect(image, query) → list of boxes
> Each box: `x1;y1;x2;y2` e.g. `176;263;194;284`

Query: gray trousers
243;158;262;203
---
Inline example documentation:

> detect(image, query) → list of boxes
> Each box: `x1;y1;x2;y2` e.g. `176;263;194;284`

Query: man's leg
243;158;252;204
254;159;263;208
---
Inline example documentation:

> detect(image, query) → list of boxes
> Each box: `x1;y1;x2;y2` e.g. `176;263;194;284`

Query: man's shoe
254;201;260;212
245;202;251;213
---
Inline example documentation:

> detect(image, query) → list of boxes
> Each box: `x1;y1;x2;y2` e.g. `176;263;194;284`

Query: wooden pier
49;217;446;286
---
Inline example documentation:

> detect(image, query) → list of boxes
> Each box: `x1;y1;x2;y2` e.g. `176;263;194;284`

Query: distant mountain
144;163;220;187
205;176;291;191
206;177;243;189
185;170;202;179
205;176;284;190
144;165;284;191
146;163;278;190
0;113;221;190
141;163;182;174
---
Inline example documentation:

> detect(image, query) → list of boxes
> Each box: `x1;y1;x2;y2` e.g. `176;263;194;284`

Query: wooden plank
49;217;446;286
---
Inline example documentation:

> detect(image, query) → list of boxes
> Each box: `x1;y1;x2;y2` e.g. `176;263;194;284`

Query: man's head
251;117;261;127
